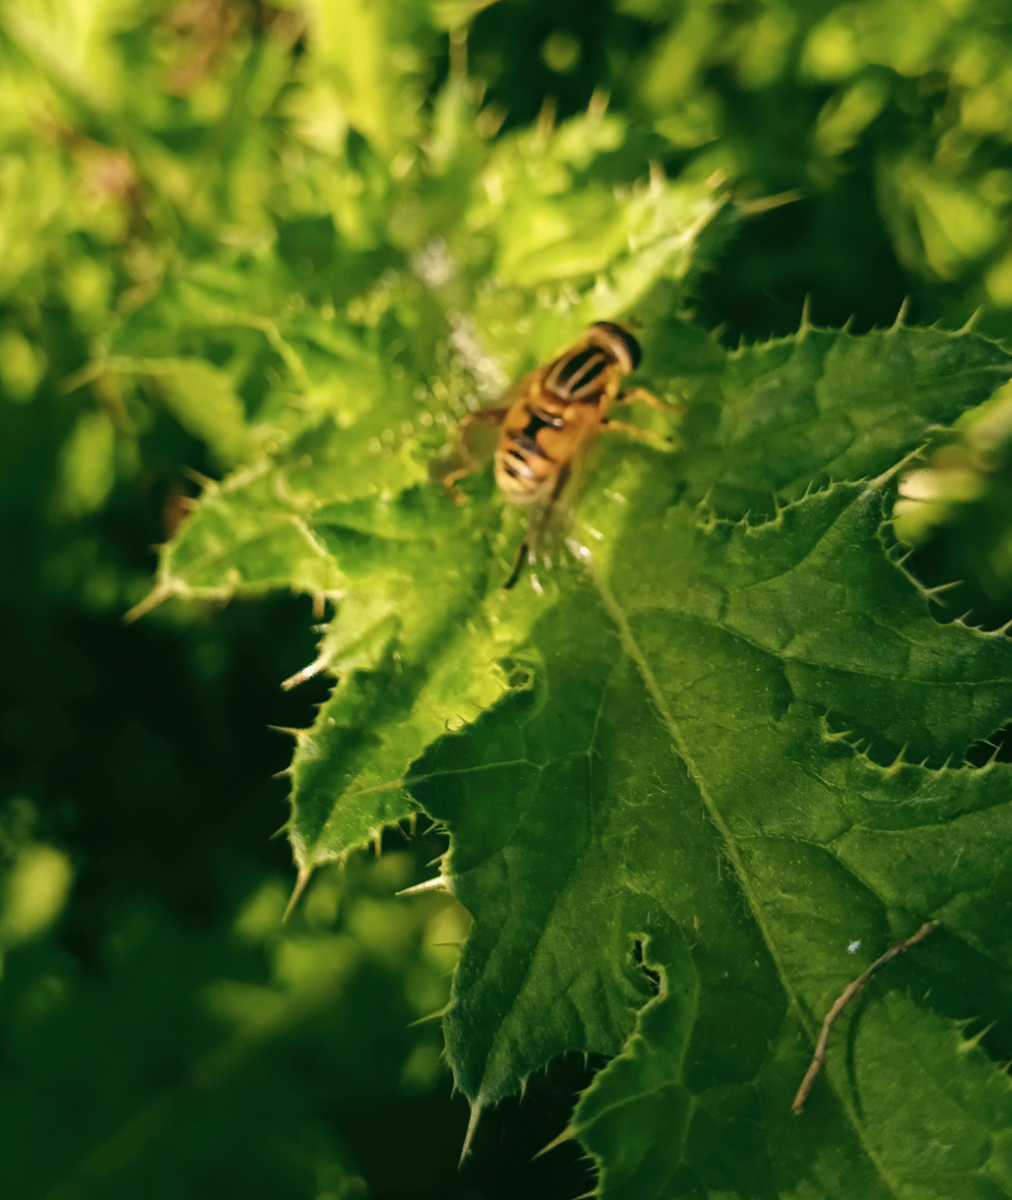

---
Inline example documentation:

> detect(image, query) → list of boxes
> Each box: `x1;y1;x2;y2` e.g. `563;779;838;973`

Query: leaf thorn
959;306;985;334
282;656;329;690
532;1126;578;1161
460;1100;483;1166
283;864;314;922
181;465;218;491
268;725;310;740
799;294;812;333
123;579;175;624
923;580;963;606
961;1020;997;1051
887;742;908;771
397;875;453;897
892;296;910;329
408;1003;450;1029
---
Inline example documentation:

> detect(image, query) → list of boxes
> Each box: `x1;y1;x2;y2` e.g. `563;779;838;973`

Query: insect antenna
503;540;529;591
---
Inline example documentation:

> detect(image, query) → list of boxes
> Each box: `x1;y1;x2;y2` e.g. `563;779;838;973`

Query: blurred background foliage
3;0;1012;1197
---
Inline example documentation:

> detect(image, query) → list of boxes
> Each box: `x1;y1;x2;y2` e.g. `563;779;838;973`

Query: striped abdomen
493;322;641;505
495;402;569;504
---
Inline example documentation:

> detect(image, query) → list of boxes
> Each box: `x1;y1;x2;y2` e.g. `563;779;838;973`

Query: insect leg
615;387;683;413
502;539;529;590
440;406;510;505
600;418;676;450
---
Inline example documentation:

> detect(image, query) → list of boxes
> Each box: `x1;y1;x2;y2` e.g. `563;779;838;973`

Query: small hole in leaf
633;938;661;997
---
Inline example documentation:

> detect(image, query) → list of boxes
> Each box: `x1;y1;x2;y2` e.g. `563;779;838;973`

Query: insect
442;321;676;590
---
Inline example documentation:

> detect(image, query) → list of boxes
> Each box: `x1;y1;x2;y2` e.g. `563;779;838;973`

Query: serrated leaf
676;323;1012;518
139;114;1012;1185
408;474;1012;1196
147;167;725;874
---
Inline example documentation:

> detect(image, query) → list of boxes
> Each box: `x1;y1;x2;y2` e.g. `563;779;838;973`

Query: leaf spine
282;656;329;690
460;1100;483;1165
397;875;453;897
960;1020;997;1051
799;294;812;334
268;724;311;740
181;465;217;492
283;864;314;922
531;1126;578;1161
891;297;910;330
123;579;176;624
886;742;908;772
407;1003;451;1029
922;580;963;606
958;307;985;334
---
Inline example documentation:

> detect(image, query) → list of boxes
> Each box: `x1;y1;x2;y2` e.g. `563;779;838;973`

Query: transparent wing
526;423;602;564
433;374;540;499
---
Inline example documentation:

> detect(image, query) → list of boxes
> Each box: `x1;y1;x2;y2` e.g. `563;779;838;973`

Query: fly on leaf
441;322;678;590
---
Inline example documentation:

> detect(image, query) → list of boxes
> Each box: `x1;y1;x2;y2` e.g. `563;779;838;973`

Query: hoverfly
442;321;676;590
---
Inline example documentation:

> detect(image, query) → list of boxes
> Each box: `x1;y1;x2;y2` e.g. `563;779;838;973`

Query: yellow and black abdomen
495;398;577;504
494;327;634;506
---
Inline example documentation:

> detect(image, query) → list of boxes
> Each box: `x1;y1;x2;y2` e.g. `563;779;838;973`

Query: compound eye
591;321;641;371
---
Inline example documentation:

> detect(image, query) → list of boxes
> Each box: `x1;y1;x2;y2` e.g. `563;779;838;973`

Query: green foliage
165;289;1012;1192
7;1;1012;1198
0;805;464;1199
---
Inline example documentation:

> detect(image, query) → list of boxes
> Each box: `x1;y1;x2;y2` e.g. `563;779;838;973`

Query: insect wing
525;419;601;564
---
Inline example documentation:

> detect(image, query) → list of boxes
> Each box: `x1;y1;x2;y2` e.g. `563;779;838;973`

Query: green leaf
110;357;255;469
152;307;1012;1194
144;167;726;872
674;320;1012;518
125;39;1012;1173
409;476;1012;1194
391;324;1012;1192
